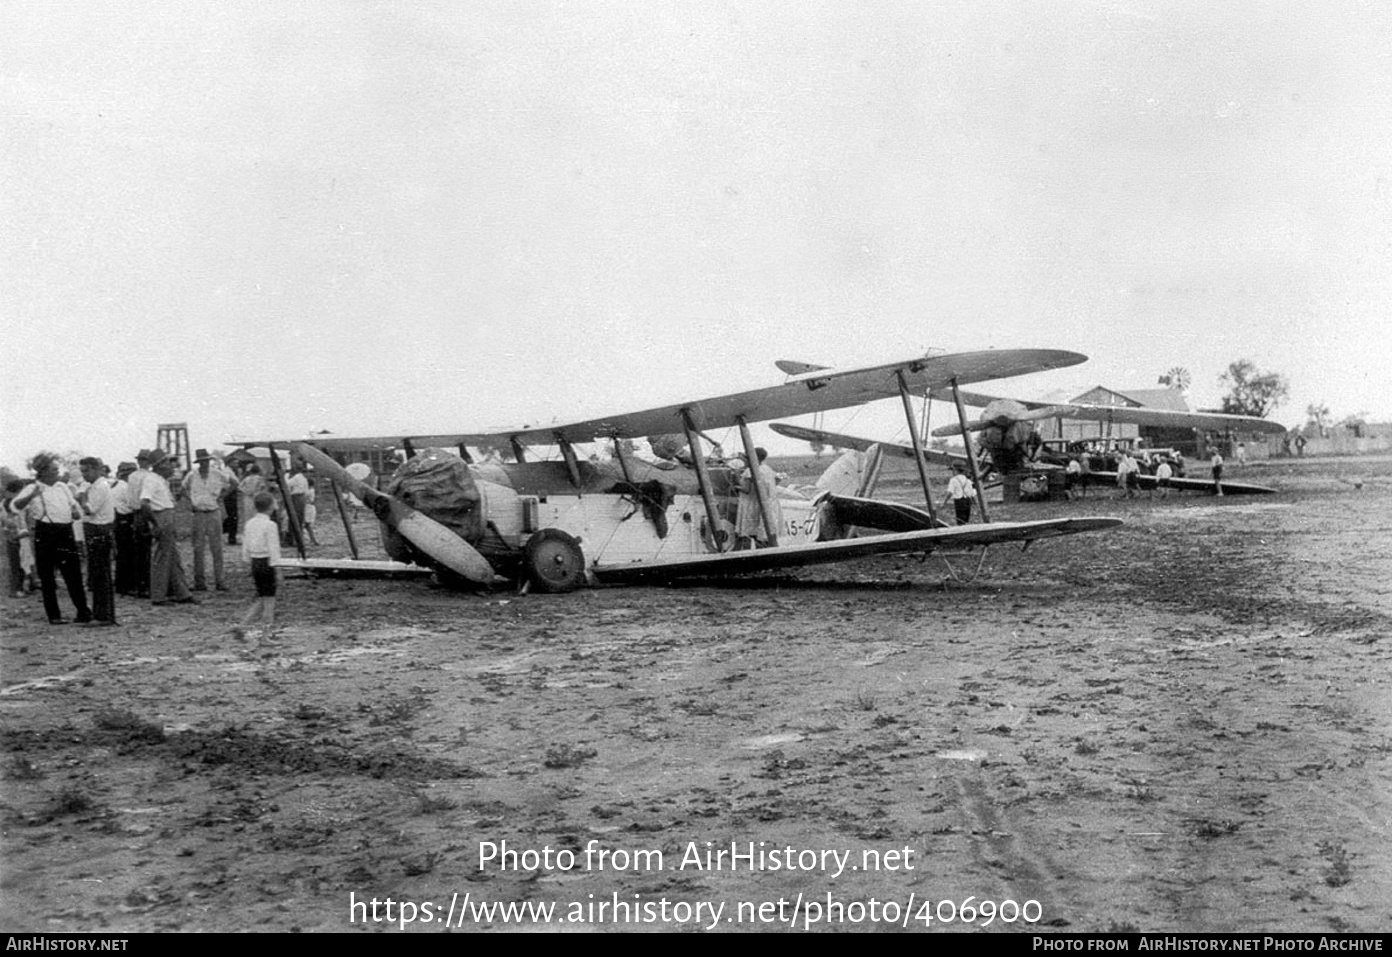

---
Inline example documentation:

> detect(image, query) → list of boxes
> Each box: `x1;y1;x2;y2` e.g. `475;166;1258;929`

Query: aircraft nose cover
382;448;485;557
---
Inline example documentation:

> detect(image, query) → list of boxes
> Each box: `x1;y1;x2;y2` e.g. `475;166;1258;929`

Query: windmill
1158;366;1191;393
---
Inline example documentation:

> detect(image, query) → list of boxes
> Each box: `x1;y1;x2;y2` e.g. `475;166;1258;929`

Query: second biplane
246;349;1122;591
773;369;1285;498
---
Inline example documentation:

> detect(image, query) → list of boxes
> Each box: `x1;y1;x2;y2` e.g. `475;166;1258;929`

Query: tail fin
815;445;885;498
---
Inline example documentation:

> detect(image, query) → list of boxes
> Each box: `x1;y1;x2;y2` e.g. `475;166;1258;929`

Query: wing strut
950;377;992;524
554;433;582;487
329;475;361;559
612;436;634;483
895;370;940;524
681;408;729;552
268;442;308;559
736;415;779;546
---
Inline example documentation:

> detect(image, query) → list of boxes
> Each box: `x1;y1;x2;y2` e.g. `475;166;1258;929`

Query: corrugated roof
1116;387;1190;411
1073;386;1191;412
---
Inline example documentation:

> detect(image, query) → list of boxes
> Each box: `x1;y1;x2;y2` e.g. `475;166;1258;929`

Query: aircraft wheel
523;529;586;593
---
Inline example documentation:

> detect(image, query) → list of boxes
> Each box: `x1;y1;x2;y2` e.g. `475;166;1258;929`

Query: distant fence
1262;427;1392;458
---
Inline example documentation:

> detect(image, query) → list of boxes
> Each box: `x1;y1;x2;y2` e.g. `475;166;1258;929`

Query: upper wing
242;349;1087;450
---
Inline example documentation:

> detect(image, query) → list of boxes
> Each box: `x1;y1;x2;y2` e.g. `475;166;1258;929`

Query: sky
4;1;1390;471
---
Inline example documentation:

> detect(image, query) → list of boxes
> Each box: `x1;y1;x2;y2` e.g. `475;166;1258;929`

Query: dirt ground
2;454;1390;934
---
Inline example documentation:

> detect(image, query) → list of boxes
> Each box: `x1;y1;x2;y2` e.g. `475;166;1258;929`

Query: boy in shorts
237;492;281;639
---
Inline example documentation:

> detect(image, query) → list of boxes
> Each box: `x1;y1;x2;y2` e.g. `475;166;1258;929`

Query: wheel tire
523;529;586;593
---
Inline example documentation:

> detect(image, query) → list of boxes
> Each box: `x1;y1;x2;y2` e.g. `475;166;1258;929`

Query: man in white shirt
940;462;975;525
1154;458;1174;500
77;456;117;624
1065;456;1082;500
10;452;92;624
141;450;196;605
1115;452;1139;499
181;449;229;591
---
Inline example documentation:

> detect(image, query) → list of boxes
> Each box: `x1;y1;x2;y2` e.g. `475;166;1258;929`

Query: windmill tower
155;422;192;472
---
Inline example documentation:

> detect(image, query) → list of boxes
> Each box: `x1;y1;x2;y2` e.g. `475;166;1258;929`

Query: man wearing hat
140;449;196;606
10;452;92;624
181;449;229;591
77;456;117;625
125;450;154;598
111;461;139;596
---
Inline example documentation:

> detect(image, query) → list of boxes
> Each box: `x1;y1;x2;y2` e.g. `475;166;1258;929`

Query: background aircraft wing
1040;404;1288;434
774;359;830;376
925;387;1036;409
932;402;1287;437
769;422;966;467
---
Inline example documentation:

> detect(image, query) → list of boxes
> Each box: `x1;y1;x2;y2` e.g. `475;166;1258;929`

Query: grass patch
543;744;597;769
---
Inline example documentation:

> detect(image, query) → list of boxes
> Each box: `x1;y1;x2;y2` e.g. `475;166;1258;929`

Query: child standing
237;492;281;639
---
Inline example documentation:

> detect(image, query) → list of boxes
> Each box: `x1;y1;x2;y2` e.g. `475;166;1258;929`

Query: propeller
932;399;1076;436
930;400;1076;473
293;443;495;585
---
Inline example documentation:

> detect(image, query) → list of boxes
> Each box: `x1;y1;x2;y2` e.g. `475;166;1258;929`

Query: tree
1305;403;1331;437
1218;360;1289;418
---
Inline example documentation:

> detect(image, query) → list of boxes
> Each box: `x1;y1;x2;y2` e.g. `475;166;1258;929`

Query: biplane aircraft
772;374;1285;497
243;350;1122;592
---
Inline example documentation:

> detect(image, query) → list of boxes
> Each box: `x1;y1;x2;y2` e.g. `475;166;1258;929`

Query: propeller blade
930;420;982;437
293;443;495;584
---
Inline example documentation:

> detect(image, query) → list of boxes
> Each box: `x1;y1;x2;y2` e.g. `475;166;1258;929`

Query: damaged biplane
244;350;1123;591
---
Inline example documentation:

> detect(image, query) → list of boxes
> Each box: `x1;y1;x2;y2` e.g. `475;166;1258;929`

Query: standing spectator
77;457;117;625
1114;451;1138;498
1236;442;1247;468
3;478;33;597
125;450;154;598
1209;446;1225;497
940;461;975;525
141;450;197;606
237;464;267;541
301;469;319;546
1065;456;1082;500
111;462;138;596
236;492;281;640
733;448;782;549
181;449;229;591
10;452;92;624
1154;457;1174;499
222;460;242;545
286;462;310;546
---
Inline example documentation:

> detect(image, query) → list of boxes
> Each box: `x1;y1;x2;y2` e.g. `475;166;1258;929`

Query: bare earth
2;455;1390;934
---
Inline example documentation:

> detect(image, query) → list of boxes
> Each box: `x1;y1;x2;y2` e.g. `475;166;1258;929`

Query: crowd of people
3;447;317;636
1057;441;1240;499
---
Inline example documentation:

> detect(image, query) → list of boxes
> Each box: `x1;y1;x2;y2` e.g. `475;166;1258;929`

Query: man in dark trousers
9;452;92;624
